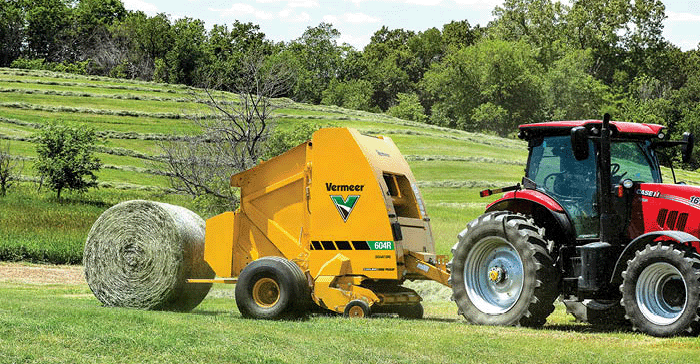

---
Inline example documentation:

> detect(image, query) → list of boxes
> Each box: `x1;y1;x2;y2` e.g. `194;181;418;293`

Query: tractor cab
519;121;665;241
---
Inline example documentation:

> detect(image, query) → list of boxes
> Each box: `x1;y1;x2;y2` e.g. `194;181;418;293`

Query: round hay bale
84;200;214;311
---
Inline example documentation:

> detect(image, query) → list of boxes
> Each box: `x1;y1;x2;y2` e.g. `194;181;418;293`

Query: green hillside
2;67;699;264
0;67;531;263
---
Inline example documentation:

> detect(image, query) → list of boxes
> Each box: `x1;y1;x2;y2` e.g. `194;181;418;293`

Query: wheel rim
252;277;280;308
636;262;687;326
464;236;524;314
347;305;366;318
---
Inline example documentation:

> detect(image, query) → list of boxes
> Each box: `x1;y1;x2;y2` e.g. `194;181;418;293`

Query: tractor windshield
610;141;661;184
526;136;661;239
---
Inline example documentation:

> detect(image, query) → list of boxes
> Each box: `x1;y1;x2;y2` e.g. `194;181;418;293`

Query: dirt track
0;262;85;285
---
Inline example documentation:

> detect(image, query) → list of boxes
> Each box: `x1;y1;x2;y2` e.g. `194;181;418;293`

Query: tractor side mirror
571;126;589;161
682;132;694;163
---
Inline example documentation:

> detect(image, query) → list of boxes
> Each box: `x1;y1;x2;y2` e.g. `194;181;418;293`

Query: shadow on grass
55;196;110;208
542;323;633;335
191;308;635;334
191;310;235;317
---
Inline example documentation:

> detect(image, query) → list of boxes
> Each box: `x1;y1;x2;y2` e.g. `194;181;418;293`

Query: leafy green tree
442;20;482;53
565;0;666;83
337;48;368;81
167;17;207;86
490;0;570;68
544;49;611;120
363;27;416;110
422;39;545;135
205;21;272;90
470;102;508;134
74;0;126;42
35;123;101;199
0;0;24;66
321;79;376;112
128;12;172;64
110;11;173;79
388;92;426;122
406;27;443;81
25;0;71;61
286;22;343;103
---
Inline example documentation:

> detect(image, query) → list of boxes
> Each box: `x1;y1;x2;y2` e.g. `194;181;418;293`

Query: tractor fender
486;193;575;248
610;230;700;285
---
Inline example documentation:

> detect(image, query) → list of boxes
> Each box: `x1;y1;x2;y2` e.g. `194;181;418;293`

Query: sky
121;0;700;51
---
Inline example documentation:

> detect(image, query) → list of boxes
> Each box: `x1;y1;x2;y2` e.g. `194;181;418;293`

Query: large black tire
620;242;700;337
235;256;310;320
448;212;559;327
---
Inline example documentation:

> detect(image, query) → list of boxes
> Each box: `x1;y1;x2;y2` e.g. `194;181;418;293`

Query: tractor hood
629;182;700;239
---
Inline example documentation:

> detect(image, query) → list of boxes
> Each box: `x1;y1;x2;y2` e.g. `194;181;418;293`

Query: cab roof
518;120;665;140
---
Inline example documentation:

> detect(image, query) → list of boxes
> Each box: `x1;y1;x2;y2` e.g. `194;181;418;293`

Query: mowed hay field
2;68;700;363
0;67;528;263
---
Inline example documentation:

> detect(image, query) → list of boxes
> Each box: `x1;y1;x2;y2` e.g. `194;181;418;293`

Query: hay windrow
83;200;214;311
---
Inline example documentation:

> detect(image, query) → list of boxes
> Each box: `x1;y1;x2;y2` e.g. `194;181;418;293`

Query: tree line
2;0;700;151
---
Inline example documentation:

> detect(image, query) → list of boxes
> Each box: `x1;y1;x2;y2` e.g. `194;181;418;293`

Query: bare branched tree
0;141;23;197
159;53;294;212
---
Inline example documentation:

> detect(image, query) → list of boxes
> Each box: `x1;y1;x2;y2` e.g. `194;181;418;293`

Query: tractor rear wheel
621;242;700;337
235;256;310;319
448;212;559;327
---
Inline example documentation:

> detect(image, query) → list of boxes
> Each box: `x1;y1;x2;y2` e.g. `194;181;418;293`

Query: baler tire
396;303;424;319
279;258;312;317
344;300;371;318
448;212;559;327
235;257;306;320
620;242;700;337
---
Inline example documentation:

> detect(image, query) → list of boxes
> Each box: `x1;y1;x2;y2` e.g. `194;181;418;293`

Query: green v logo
330;195;360;222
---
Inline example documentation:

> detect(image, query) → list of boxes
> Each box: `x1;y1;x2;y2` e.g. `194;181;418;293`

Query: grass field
3;67;700;361
1;279;700;364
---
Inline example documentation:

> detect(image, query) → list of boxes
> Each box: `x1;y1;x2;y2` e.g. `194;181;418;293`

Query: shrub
35;123;102;199
388;93;427;122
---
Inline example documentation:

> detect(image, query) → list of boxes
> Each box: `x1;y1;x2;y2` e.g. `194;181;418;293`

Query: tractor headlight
658;128;667;139
622;179;634;189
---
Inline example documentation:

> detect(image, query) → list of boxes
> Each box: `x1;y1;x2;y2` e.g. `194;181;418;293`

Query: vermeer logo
325;182;364;192
330;195;360;222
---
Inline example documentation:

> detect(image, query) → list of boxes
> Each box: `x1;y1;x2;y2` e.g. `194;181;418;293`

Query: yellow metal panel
308;129;394;249
308;250;399;280
228;142;310;268
404;252;451;287
204;212;235;278
231;212;284;276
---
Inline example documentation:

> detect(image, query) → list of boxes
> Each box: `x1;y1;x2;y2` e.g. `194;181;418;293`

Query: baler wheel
344;300;371;318
448;212;559;327
235;256;309;319
620;242;700;337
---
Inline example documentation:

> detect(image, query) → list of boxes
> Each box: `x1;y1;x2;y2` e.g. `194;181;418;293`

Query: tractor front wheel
621;242;700;336
448;212;559;327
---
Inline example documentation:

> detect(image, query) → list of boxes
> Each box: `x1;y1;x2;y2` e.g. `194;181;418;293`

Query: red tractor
448;114;699;337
